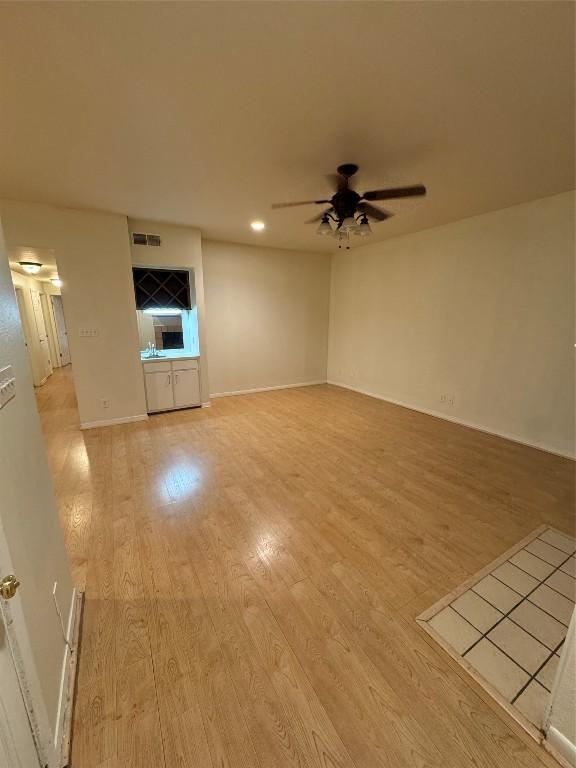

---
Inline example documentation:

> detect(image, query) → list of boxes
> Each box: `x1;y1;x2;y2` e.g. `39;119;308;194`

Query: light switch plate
79;328;99;338
0;365;16;409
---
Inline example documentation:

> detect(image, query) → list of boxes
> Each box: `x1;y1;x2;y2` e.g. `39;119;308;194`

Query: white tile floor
418;526;576;734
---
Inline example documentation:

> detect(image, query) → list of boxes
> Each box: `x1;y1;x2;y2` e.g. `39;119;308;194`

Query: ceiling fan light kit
273;164;426;247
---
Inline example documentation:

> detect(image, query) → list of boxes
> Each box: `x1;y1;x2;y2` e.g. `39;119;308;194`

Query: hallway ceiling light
20;261;42;274
51;277;63;287
250;220;265;232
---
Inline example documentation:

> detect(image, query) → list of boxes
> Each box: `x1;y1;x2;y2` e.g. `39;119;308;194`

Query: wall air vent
132;232;162;247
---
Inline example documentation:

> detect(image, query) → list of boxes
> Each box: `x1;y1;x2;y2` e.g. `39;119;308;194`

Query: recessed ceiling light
20;261;43;274
250;220;265;232
51;277;63;287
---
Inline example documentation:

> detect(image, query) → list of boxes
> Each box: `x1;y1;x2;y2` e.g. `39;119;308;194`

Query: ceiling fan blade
305;209;333;224
358;202;393;221
271;199;330;209
362;184;427;202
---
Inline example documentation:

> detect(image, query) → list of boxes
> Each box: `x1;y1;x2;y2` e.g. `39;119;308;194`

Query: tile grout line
511;637;566;704
470;580;572;630
453;595;564;653
506;555;576;595
534;534;576;557
460;547;574;661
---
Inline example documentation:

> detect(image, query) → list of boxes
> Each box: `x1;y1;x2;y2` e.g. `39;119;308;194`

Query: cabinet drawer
172;358;198;371
143;361;171;373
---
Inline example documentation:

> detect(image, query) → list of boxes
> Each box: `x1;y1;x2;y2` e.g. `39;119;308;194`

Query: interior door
30;290;52;381
173;368;200;408
50;296;71;366
14;290;32;353
0;598;40;768
145;371;174;412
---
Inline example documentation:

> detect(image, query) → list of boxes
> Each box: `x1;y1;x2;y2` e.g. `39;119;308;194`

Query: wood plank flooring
36;367;575;768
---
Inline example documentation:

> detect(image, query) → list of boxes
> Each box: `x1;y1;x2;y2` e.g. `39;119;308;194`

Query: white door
14;290;32;354
145;371;174;412
30;290;52;381
50;296;71;366
173;368;200;408
0;607;40;768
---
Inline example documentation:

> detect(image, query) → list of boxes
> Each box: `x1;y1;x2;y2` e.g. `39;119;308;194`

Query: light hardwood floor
36;367;574;768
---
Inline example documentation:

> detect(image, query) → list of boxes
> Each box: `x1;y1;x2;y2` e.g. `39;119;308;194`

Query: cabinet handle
167;374;171;385
175;374;179;384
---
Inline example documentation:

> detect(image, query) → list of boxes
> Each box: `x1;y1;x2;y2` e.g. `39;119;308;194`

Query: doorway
9;249;72;388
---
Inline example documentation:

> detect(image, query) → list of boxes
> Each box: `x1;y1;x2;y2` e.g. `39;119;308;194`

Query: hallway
36;367;574;768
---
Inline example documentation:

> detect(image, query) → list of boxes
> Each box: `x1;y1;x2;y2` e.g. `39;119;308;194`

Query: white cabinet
143;358;201;413
145;370;174;412
173;368;200;408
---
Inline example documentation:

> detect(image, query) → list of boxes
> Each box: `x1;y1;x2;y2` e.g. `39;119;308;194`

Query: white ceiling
0;2;573;253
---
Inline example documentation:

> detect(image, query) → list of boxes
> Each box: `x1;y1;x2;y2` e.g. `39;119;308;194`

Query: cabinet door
145;371;174;412
173;368;200;408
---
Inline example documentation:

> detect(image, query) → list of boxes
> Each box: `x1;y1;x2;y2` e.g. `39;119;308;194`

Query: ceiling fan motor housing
331;189;361;221
337;163;359;178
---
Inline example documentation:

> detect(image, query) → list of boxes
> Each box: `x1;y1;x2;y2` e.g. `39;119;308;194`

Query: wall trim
80;413;148;430
545;727;576;768
210;380;327;398
53;588;78;763
327;380;575;461
56;591;83;768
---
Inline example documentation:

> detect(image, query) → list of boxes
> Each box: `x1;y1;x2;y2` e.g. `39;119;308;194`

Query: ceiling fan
272;164;426;247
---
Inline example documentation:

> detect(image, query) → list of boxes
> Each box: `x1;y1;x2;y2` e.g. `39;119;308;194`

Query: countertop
140;348;200;362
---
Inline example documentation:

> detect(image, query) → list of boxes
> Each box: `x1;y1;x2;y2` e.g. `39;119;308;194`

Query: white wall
328;192;575;458
203;240;331;395
546;611;576;766
129;219;210;404
0;218;74;754
0;200;147;428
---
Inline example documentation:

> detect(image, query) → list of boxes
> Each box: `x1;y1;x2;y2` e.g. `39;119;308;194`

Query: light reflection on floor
159;459;204;504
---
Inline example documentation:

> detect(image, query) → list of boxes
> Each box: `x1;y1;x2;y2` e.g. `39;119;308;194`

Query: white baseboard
53;588;79;764
80;413;148;430
210;380;327;398
327;380;575;460
545;727;576;768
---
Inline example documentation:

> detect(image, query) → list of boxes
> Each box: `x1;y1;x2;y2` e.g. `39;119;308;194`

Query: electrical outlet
101;398;110;409
448;395;455;406
440;394;447;403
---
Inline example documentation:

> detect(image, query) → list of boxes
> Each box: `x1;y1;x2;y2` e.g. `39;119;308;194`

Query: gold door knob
0;575;20;600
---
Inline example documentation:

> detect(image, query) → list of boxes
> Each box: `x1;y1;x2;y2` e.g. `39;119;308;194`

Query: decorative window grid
132;267;191;310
